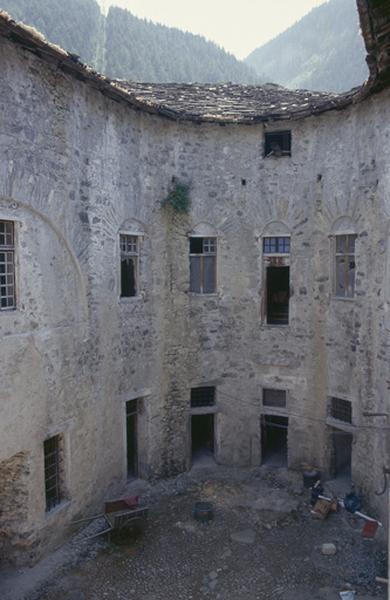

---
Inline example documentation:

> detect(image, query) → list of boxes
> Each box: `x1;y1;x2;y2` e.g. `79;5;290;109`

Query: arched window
119;219;146;299
262;222;291;325
332;218;357;299
189;223;217;294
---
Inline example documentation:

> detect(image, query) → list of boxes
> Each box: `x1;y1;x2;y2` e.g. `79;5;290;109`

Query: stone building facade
0;1;390;564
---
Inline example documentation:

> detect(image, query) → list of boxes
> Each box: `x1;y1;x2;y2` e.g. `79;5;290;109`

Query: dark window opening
261;415;288;467
190;237;216;294
335;234;356;298
120;234;138;297
263;389;287;408
44;435;62;511
330;428;352;480
265;131;291;157
126;399;138;478
266;266;289;325
263;236;290;255
191;386;215;408
330;397;352;424
191;414;214;461
0;220;15;310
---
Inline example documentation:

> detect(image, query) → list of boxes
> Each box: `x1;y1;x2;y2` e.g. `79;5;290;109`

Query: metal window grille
335;234;356;298
0;220;15;310
190;237;217;294
44;435;62;511
120;234;139;297
263;389;287;408
265;131;291;157
263;237;290;255
330;397;352;424
191;386;215;408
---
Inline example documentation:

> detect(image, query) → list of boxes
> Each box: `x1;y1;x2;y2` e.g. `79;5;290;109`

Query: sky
98;0;327;59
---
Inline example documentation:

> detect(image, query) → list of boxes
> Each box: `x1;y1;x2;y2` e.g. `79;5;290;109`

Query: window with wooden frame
265;131;291;157
190;237;217;294
120;234;139;297
0;220;16;310
334;234;356;298
44;435;63;511
263;237;290;255
263;236;290;325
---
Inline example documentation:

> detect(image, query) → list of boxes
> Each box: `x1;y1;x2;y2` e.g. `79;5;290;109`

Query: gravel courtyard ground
1;465;388;600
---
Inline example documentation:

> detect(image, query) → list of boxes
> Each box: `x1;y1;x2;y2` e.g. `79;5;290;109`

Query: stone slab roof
0;3;389;124
115;81;358;123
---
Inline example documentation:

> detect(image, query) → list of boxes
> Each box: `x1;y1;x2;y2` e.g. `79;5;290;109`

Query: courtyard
1;465;386;600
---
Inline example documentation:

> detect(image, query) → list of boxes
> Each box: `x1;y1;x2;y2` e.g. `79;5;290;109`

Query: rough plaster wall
0;452;33;565
1;36;390;562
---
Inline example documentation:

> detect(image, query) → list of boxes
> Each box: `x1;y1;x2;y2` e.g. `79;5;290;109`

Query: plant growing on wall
161;179;191;214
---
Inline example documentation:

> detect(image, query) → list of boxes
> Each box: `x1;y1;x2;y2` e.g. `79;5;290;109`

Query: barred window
0;220;16;310
190;237;216;294
120;234;139;297
263;237;290;255
191;386;215;408
44;435;63;511
330;397;352;424
335;234;356;298
263;389;287;408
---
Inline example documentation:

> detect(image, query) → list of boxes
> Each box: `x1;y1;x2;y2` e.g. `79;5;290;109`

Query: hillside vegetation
245;0;368;92
0;0;260;83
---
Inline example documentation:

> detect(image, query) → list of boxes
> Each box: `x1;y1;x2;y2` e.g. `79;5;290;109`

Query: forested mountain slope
0;0;260;83
246;0;368;92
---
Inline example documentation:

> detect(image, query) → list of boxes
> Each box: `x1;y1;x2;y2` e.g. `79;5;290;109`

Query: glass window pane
190;256;201;293
203;256;216;293
336;235;346;253
121;257;137;297
346;235;356;253
190;237;203;254
335;256;346;296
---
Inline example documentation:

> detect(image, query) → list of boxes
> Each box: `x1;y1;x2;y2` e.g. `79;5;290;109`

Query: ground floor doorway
261;415;288;467
126;399;138;478
330;427;352;480
191;413;214;463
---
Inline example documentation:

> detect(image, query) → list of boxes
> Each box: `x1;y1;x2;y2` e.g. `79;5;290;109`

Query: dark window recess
126;399;138;477
191;386;215;408
335;234;356;298
0;220;15;310
263;237;290;254
265;131;291;157
263;389;287;408
190;237;216;294
120;234;138;297
330;397;352;424
266;266;289;325
44;435;62;511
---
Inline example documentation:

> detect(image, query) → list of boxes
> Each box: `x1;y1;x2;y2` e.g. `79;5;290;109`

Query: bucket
303;469;321;489
193;501;214;522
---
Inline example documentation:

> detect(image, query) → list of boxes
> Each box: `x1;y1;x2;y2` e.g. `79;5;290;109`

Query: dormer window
265;131;291;157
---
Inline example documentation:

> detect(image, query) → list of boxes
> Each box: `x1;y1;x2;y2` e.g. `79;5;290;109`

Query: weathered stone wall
1;35;390;563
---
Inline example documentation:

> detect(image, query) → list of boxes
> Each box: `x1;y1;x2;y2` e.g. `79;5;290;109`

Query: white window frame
333;234;357;299
189;236;217;294
119;232;140;299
